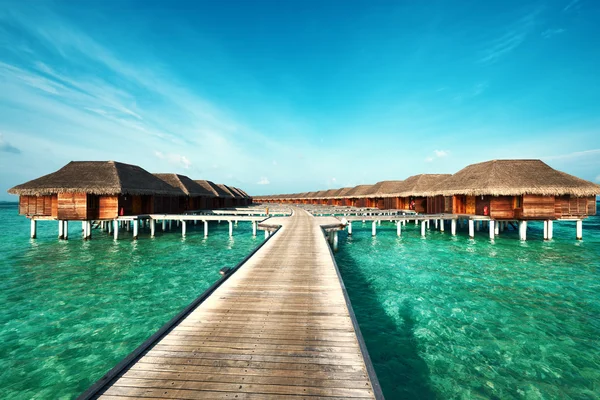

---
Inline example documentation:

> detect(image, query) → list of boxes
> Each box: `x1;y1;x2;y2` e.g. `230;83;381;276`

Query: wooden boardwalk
86;208;381;399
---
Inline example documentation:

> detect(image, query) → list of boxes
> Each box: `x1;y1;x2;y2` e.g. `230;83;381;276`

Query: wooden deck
84;208;381;399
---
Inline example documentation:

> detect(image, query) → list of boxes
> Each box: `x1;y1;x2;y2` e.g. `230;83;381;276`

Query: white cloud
425;150;449;162
542;28;566;39
154;151;191;169
257;177;270;185
543;149;600;161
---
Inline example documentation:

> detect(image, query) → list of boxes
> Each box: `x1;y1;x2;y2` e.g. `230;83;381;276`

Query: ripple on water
335;217;600;399
0;205;264;399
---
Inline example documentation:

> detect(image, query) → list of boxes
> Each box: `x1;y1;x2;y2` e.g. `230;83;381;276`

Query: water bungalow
344;184;375;207
426;159;599;239
10;161;182;220
359;180;404;210
154;173;215;212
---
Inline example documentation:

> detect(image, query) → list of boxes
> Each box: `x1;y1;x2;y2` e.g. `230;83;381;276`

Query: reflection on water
0;204;263;399
336;214;600;399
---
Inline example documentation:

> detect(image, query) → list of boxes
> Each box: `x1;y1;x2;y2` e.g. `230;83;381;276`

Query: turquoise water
335;211;600;399
0;203;264;399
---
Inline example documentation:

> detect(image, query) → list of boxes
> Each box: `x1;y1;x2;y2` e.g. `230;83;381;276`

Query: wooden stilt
519;221;527;241
30;219;37;239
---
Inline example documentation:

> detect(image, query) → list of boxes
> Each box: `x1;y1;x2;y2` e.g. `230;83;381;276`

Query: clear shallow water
335;211;600;400
0;203;264;399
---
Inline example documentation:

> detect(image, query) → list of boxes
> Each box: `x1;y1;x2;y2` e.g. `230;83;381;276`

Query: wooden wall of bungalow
427;194;596;219
18;193;198;220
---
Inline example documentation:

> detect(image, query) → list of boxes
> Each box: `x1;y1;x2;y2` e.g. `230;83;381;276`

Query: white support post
113;220;119;240
576;220;583;240
543;220;548;240
169;220;172;230
181;220;186;237
476;220;480;231
440;219;445;232
434;219;438;229
204;221;208;237
421;220;426;237
426;220;430;229
229;220;233;237
108;220;112;234
162;220;166;231
125;221;130;232
489;220;495;240
451;219;457;236
252;221;257;236
468;219;474;238
177;220;180;228
132;220;138;239
63;221;68;240
547;220;553;240
494;221;500;236
86;221;92;240
347;222;352;235
372;221;376;236
519;221;527;241
30;219;37;239
265;230;269;239
501;221;505;232
150;219;156;237
378;219;381;226
396;221;401;236
415;219;418;225
58;220;64;239
333;231;338;251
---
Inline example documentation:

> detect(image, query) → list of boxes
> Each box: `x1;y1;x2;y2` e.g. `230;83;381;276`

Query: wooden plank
95;209;379;399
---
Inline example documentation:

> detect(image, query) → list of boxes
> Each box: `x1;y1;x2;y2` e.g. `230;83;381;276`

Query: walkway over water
85;208;381;399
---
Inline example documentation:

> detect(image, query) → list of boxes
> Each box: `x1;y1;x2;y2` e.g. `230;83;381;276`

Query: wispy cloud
154;151;191;169
564;0;581;12
543;149;600;161
542;28;566;39
0;133;21;154
425;149;449;162
257;177;270;185
479;10;539;64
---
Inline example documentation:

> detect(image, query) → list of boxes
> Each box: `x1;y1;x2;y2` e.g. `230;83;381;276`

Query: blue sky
1;0;599;200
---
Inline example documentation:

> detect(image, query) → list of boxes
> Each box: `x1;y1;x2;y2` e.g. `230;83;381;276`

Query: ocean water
0;203;264;399
335;210;600;399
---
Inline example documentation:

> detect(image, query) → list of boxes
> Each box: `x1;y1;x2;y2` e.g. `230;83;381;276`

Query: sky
1;0;599;200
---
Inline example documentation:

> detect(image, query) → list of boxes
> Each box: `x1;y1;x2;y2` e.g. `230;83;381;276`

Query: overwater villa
8;161;253;239
154;173;216;212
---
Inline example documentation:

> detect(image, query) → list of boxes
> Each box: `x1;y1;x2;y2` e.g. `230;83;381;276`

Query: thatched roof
320;189;339;198
356;180;404;198
427;159;600;197
332;187;353;199
345;184;374;197
8;161;183;196
194;180;233;198
233;187;251;198
154;173;215;197
218;184;244;199
392;174;451;197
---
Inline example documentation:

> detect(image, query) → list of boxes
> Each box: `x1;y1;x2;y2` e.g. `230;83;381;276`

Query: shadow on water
338;249;437;400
